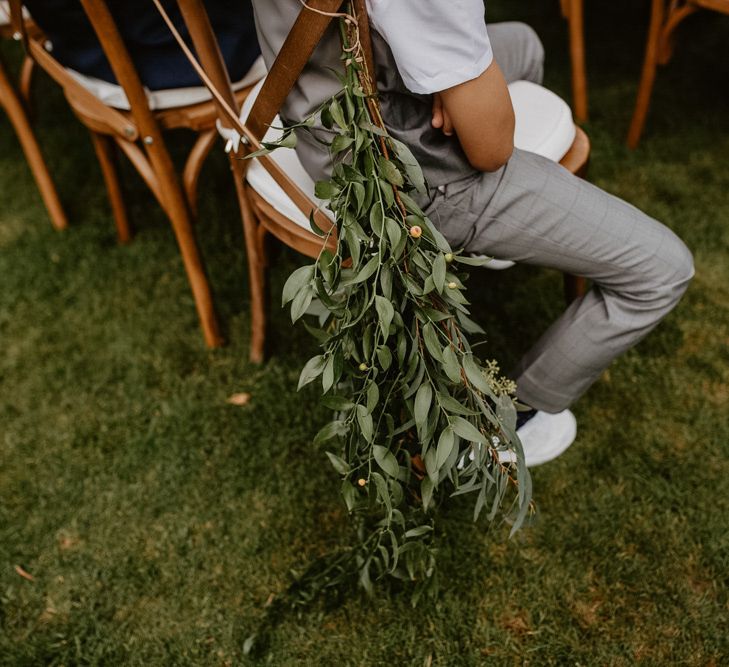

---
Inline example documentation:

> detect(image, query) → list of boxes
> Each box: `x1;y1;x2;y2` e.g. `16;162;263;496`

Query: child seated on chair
253;0;694;465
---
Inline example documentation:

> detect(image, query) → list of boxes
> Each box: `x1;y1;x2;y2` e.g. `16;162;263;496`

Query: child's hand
432;93;454;136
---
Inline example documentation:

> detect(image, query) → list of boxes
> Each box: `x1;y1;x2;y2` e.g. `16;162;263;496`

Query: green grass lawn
1;1;728;664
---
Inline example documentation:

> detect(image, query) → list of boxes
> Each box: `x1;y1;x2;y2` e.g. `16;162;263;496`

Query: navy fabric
24;0;259;91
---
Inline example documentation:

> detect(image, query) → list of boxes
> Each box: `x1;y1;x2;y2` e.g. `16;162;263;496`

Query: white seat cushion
238;79;576;236
509;80;576;161
66;54;266;112
0;1;29;26
238;77;331;230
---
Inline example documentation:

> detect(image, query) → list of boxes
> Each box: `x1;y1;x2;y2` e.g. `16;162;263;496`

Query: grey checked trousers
423;23;694;412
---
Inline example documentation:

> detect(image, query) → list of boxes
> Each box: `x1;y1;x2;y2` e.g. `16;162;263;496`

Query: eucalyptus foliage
266;6;532;604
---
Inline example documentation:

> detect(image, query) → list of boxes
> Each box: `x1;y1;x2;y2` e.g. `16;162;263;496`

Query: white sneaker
500;409;577;467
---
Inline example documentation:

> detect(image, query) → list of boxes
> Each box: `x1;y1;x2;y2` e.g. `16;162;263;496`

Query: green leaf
340;255;378;286
313;420;348;446
298;355;326;390
436;427;455;469
366;382;379;414
373;445;399;478
322;354;335;393
379;179;395;207
376;346;393;371
414;384;432;439
438;394;478;416
357;410;374;443
496;393;517;432
318;248;336;286
462;354;496;399
456;311;485;335
432;253;446;293
321;395;354;411
385;217;402;251
290;285;313;322
404;525;433;539
378;156;404;187
421;477;434;511
314;180;337;200
422;323;444;363
450;417;486;444
282;265;314;305
441;344;462;384
370;205;385;237
424;449;438;482
453;254;498;266
341;480;357;512
358;118;388;136
329;97;347;129
421;215;452;253
391;138;426;194
279;130;297;148
331;134;354;155
380;265;393;300
352;181;366;213
326;451;349;475
375;295;394;339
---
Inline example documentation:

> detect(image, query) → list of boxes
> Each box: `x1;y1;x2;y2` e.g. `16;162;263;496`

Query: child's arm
433;60;515;172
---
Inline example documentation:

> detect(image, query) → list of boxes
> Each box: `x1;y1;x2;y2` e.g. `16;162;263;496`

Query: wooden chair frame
166;0;590;362
8;0;262;347
627;0;729;148
561;0;588;123
1;13;67;229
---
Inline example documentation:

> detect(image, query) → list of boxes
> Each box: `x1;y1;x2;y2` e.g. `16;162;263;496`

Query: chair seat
67;55;266;112
0;2;30;27
510;80;576;162
240;78;577;234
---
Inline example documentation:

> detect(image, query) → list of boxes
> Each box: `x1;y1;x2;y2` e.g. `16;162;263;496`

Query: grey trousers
423;23;694;412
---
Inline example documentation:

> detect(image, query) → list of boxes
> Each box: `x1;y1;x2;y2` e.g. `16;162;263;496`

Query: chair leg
627;0;666;149
0;57;68;230
152;165;223;348
19;56;34;109
182;129;216;218
565;0;588;123
563;274;588;302
230;160;267;363
90;131;132;243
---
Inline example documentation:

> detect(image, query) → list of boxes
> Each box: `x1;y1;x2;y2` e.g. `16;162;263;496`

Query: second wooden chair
9;0;264;347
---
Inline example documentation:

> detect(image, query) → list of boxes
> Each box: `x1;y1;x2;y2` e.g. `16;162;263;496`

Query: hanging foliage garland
257;3;533;604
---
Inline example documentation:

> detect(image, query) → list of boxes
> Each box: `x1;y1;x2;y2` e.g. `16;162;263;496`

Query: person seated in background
252;0;694;465
22;0;264;109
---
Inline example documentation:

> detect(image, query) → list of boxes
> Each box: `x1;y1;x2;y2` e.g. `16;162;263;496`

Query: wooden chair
628;0;729;148
0;2;67;229
561;0;588;123
7;0;264;348
164;0;590;362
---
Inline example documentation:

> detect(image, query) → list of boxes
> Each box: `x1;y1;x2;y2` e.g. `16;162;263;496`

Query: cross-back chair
8;0;265;348
164;0;591;363
628;0;729;148
1;2;67;229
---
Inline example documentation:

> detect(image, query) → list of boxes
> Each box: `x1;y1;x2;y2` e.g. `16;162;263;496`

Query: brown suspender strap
245;0;345;141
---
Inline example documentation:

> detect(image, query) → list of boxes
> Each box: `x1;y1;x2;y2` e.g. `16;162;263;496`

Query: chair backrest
7;0;180;147
162;0;376;234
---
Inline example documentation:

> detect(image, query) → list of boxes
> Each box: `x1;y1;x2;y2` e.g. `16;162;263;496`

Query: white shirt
366;0;493;95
